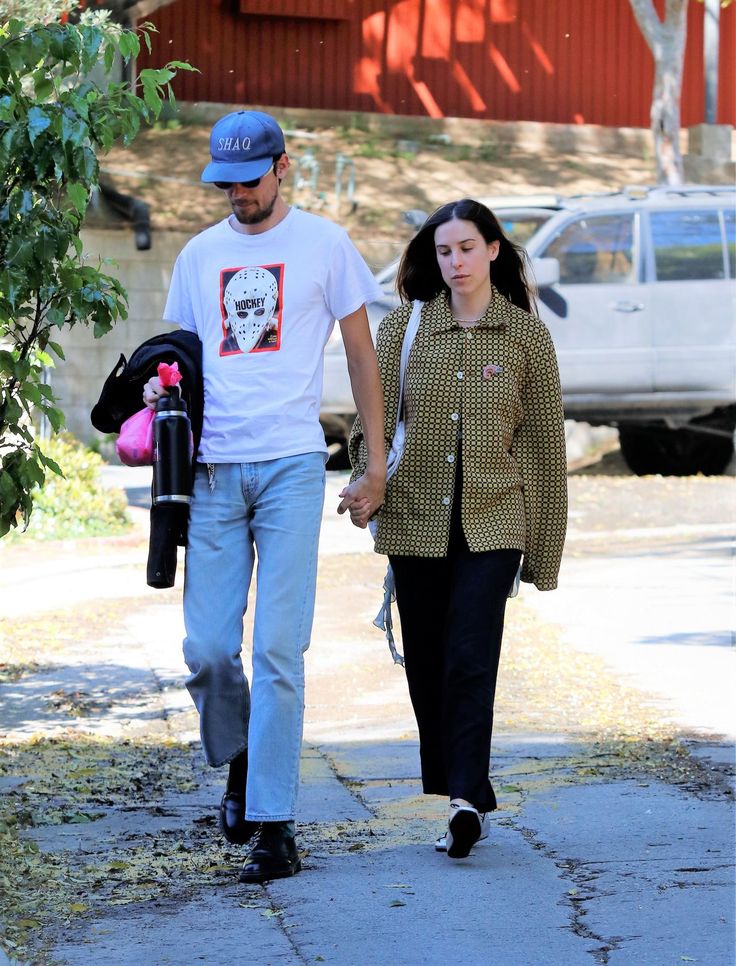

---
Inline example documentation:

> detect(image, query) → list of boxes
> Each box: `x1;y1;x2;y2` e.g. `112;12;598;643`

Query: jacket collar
425;287;512;335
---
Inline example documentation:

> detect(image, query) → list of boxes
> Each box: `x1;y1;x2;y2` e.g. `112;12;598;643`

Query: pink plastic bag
116;362;185;466
116;407;154;466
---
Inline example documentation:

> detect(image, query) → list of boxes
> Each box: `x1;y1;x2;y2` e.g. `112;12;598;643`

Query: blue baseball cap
201;110;286;183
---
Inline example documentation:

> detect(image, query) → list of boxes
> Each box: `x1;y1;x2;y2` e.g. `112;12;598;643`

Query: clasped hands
337;469;385;529
140;378;385;528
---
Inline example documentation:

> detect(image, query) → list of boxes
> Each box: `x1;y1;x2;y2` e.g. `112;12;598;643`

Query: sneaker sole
446;811;481;859
436;829;489;853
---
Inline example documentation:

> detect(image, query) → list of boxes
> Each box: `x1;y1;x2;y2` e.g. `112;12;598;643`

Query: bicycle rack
335;153;356;215
292;149;321;207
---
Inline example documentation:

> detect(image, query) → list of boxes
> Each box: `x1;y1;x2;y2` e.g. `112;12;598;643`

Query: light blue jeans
182;454;326;822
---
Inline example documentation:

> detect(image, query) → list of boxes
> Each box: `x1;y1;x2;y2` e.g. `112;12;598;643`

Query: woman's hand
337;470;385;528
347;497;373;529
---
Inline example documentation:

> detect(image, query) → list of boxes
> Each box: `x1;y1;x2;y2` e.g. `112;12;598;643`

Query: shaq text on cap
201;111;286;184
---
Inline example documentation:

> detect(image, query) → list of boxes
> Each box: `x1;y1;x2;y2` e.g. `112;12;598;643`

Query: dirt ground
101;118;658;268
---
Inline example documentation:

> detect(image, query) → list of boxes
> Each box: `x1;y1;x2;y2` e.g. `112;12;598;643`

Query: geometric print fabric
349;287;568;590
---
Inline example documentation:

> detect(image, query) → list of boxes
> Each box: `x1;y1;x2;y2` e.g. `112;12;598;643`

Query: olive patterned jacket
349;288;568;591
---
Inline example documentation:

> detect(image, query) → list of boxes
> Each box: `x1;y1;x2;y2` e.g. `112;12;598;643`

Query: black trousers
389;495;521;813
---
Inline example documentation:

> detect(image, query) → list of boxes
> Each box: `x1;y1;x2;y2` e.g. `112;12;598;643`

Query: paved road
525;533;735;740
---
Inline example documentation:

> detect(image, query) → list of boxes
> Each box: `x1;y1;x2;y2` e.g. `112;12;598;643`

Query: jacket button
456;371;464;380
447;454;455;463
450;412;459;421
442;496;450;505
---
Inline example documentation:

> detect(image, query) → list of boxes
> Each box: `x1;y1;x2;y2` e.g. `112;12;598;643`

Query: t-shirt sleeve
163;250;197;333
323;231;384;321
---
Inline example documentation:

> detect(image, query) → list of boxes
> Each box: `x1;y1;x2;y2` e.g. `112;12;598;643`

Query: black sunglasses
214;161;278;191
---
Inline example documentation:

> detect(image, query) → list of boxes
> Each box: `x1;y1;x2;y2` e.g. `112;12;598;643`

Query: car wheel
618;425;734;476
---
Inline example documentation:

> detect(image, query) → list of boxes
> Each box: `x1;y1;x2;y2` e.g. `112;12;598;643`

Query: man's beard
232;187;278;225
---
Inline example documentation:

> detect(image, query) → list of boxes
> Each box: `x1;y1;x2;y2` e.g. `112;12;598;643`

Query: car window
498;211;555;246
651;209;725;281
723;208;735;279
542;215;635;285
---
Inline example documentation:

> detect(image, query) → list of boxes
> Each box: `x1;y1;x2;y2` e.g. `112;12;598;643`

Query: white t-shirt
163;207;383;463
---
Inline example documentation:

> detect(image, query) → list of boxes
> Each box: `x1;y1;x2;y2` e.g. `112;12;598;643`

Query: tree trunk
629;0;688;185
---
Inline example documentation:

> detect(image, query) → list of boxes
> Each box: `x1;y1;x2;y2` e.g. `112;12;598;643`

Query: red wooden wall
137;0;736;127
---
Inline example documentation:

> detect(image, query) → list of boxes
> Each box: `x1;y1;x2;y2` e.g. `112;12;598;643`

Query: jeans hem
208;741;248;769
245;814;296;823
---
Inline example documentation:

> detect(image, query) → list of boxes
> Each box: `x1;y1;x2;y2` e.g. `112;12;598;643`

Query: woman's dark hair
396;198;536;313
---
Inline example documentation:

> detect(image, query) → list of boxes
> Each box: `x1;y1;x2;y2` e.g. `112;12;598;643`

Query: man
143;110;385;883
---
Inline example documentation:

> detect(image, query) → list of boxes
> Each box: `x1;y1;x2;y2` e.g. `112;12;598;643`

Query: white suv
322;185;736;475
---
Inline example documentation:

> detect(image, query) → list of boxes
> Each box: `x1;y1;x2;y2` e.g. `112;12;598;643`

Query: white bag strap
370;300;423;666
396;300;423;428
385;299;423;482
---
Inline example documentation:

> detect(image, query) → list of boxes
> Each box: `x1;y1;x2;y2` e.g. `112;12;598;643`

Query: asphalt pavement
0;465;734;966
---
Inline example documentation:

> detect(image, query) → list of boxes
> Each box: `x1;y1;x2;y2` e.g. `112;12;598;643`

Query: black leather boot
219;750;257;845
239;822;301;883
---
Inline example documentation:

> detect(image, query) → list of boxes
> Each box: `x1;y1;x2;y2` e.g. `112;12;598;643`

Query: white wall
52;227;192;447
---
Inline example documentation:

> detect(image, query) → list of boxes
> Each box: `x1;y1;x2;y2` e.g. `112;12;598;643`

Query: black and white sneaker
435;811;489;852
439;805;488;858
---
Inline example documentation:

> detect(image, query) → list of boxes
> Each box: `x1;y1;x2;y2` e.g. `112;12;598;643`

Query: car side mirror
531;257;567;317
531;256;560;288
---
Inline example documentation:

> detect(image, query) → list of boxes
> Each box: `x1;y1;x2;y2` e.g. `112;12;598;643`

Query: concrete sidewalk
1;472;735;965
4;579;734;966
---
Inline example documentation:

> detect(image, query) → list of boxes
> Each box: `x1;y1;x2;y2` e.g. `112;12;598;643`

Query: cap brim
201;154;274;183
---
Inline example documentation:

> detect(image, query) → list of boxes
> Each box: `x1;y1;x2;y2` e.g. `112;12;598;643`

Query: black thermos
153;385;192;505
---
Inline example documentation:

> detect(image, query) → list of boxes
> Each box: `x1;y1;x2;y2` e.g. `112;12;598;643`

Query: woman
348;199;567;859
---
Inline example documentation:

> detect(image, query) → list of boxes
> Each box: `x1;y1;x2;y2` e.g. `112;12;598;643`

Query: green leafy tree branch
0;10;194;537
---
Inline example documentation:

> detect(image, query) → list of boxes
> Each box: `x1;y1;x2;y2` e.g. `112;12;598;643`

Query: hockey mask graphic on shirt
223;267;278;352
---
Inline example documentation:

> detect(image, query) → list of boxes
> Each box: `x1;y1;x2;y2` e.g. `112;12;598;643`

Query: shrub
0;10;194;538
14;434;130;541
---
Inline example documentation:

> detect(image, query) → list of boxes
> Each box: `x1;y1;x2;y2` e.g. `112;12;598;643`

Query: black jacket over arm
91;330;204;589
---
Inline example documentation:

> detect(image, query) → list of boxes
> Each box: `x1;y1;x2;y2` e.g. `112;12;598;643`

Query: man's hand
142;376;168;410
337;470;385;529
336;305;386;527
